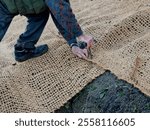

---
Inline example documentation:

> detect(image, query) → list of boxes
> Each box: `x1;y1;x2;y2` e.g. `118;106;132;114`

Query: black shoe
15;44;48;62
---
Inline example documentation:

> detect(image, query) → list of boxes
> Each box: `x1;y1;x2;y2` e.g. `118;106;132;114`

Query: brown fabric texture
0;0;150;112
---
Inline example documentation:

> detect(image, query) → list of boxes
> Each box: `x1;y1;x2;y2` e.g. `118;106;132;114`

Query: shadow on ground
55;71;150;113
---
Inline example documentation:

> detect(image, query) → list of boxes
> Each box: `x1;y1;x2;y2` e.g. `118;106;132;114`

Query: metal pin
88;48;93;59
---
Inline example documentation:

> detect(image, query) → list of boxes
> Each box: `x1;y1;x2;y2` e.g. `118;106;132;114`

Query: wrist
70;43;78;48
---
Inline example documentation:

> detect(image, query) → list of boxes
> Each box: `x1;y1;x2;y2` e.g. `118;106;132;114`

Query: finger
76;54;82;58
72;48;88;59
74;51;83;58
87;40;94;48
80;53;88;60
75;50;87;59
82;49;88;57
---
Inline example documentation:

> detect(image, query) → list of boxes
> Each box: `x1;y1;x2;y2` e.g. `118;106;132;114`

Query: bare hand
78;35;94;48
72;46;88;59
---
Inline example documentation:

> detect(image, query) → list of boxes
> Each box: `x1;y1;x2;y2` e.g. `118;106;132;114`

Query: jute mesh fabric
0;0;150;112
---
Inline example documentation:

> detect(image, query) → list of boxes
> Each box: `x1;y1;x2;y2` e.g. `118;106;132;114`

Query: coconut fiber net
0;0;150;112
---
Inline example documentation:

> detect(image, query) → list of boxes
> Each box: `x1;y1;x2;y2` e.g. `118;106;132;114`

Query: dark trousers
0;1;49;49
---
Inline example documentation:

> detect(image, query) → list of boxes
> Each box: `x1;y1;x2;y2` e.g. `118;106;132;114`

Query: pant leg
45;0;83;45
16;10;49;49
0;1;14;41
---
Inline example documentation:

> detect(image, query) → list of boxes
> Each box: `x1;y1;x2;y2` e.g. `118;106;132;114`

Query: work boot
14;44;48;62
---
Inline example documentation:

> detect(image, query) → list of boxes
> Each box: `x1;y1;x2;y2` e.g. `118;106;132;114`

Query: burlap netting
0;0;150;112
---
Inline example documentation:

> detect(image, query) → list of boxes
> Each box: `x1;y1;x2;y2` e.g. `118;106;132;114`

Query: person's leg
16;10;49;49
0;1;14;41
45;0;83;46
15;10;49;62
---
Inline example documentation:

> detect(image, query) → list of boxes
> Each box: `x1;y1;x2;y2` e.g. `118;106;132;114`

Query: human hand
78;35;94;48
71;46;88;59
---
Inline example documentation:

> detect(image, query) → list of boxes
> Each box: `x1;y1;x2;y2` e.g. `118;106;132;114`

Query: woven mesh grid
0;0;150;112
